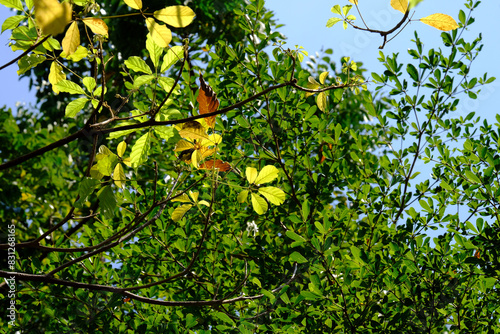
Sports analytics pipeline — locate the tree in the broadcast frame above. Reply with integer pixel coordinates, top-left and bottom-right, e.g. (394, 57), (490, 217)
(0, 0), (498, 332)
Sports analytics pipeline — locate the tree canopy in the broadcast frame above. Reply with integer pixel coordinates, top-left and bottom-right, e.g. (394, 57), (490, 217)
(1, 0), (499, 332)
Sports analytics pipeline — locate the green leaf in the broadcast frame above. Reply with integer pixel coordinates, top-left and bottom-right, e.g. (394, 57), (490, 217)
(17, 54), (46, 75)
(258, 186), (285, 205)
(286, 230), (306, 244)
(254, 165), (279, 185)
(237, 190), (249, 203)
(82, 77), (96, 93)
(146, 35), (163, 68)
(464, 170), (481, 184)
(185, 313), (198, 329)
(160, 45), (184, 72)
(97, 185), (117, 220)
(130, 132), (151, 168)
(133, 74), (155, 89)
(172, 204), (193, 222)
(326, 17), (342, 28)
(2, 15), (24, 33)
(76, 177), (100, 208)
(290, 251), (308, 264)
(251, 193), (268, 215)
(331, 5), (341, 15)
(55, 80), (86, 95)
(65, 97), (89, 117)
(0, 0), (23, 11)
(153, 125), (175, 141)
(124, 56), (153, 74)
(213, 311), (236, 326)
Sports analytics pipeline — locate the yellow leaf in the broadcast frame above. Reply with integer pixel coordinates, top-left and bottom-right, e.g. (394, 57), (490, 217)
(254, 165), (279, 185)
(123, 0), (142, 10)
(62, 21), (80, 56)
(178, 121), (208, 140)
(117, 141), (127, 157)
(390, 0), (408, 14)
(319, 71), (329, 85)
(188, 191), (199, 203)
(61, 45), (88, 61)
(122, 157), (132, 167)
(316, 91), (327, 112)
(146, 18), (172, 48)
(251, 193), (268, 215)
(258, 186), (285, 205)
(246, 167), (258, 184)
(82, 18), (108, 37)
(348, 0), (358, 4)
(306, 76), (320, 97)
(34, 0), (72, 36)
(171, 194), (191, 203)
(113, 163), (126, 188)
(48, 61), (65, 94)
(154, 5), (196, 28)
(420, 13), (459, 31)
(172, 204), (192, 222)
(173, 139), (194, 152)
(191, 149), (201, 168)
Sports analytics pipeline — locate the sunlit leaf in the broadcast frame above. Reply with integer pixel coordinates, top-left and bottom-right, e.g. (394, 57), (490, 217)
(34, 0), (71, 36)
(178, 121), (208, 141)
(130, 132), (151, 168)
(55, 80), (85, 95)
(2, 15), (24, 33)
(62, 21), (80, 55)
(124, 56), (152, 74)
(174, 139), (194, 152)
(146, 18), (171, 48)
(171, 194), (191, 203)
(420, 13), (459, 31)
(317, 92), (327, 112)
(246, 167), (258, 184)
(189, 191), (199, 203)
(17, 54), (46, 75)
(154, 5), (196, 28)
(65, 97), (88, 117)
(113, 163), (126, 188)
(251, 193), (268, 215)
(61, 45), (88, 61)
(117, 141), (127, 157)
(254, 165), (279, 185)
(48, 61), (65, 94)
(123, 0), (141, 10)
(82, 76), (96, 93)
(160, 45), (184, 72)
(319, 71), (329, 85)
(390, 0), (408, 14)
(258, 186), (286, 206)
(82, 18), (108, 37)
(0, 0), (23, 11)
(348, 0), (358, 4)
(146, 35), (163, 68)
(326, 17), (342, 28)
(197, 73), (219, 127)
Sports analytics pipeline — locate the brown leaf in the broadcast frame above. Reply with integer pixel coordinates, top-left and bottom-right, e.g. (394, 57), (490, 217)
(197, 72), (219, 128)
(199, 160), (231, 172)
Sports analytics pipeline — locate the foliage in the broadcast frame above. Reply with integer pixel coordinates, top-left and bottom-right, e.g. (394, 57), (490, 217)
(0, 0), (499, 332)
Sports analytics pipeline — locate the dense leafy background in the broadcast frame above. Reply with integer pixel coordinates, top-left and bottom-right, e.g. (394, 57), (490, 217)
(1, 0), (499, 332)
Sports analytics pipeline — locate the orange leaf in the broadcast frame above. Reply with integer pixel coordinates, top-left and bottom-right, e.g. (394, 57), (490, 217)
(199, 160), (231, 172)
(197, 72), (219, 128)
